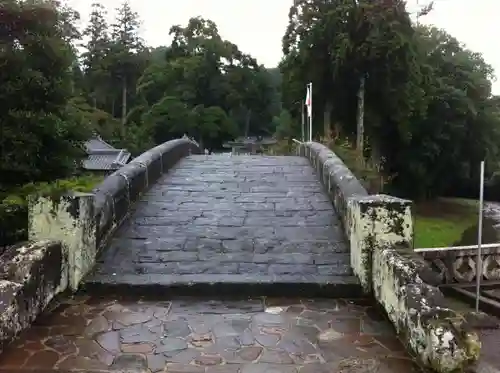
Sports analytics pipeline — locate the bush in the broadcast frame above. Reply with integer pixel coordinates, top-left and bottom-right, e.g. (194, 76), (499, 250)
(0, 174), (103, 250)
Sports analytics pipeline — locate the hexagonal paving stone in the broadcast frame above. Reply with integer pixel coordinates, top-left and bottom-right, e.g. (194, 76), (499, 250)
(0, 296), (424, 373)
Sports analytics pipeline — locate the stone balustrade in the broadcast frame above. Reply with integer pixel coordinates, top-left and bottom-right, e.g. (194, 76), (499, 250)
(297, 141), (480, 373)
(422, 246), (500, 284)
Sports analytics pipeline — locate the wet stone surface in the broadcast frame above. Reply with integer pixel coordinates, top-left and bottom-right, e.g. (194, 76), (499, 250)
(476, 328), (500, 372)
(87, 155), (356, 290)
(0, 296), (424, 372)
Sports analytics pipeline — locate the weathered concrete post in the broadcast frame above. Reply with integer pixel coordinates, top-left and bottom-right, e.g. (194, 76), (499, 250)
(348, 194), (413, 293)
(28, 193), (96, 291)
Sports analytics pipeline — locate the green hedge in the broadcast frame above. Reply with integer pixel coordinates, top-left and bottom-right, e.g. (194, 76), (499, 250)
(0, 175), (103, 250)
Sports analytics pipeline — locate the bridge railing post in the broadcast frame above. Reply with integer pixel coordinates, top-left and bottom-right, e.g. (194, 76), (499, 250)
(28, 193), (96, 291)
(347, 194), (413, 294)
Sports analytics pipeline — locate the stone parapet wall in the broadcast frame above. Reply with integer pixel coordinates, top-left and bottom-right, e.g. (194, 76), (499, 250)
(0, 241), (65, 354)
(298, 141), (480, 372)
(0, 138), (200, 354)
(92, 138), (201, 249)
(297, 142), (367, 237)
(29, 194), (95, 291)
(373, 246), (480, 371)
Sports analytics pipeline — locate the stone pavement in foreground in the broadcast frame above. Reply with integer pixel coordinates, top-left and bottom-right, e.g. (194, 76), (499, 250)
(477, 329), (500, 372)
(0, 296), (423, 372)
(86, 155), (358, 295)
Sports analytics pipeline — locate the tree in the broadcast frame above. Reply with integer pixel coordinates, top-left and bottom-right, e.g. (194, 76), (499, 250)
(108, 0), (146, 133)
(81, 2), (111, 109)
(390, 26), (500, 198)
(273, 110), (295, 140)
(282, 0), (423, 150)
(133, 17), (276, 150)
(281, 0), (500, 200)
(0, 0), (90, 188)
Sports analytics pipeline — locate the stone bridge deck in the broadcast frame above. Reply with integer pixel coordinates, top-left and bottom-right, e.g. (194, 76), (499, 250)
(86, 155), (359, 296)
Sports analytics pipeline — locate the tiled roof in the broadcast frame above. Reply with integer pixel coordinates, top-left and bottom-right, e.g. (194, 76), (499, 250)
(85, 137), (116, 151)
(83, 150), (131, 171)
(82, 137), (131, 171)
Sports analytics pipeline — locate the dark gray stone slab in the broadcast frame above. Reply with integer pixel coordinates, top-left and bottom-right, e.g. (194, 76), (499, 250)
(85, 155), (359, 297)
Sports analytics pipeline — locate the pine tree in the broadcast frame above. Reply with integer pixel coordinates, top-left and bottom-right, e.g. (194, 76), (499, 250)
(81, 3), (111, 109)
(109, 0), (144, 133)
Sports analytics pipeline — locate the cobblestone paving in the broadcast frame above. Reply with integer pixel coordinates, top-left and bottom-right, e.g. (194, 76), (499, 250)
(473, 288), (500, 372)
(88, 155), (357, 291)
(0, 296), (423, 372)
(476, 329), (500, 372)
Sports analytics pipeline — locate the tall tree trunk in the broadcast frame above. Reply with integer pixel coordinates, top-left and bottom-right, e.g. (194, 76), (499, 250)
(356, 75), (366, 166)
(323, 101), (332, 139)
(244, 109), (252, 137)
(301, 100), (305, 142)
(121, 78), (127, 137)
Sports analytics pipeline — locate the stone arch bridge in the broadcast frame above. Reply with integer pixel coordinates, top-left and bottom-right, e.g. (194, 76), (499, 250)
(0, 139), (481, 372)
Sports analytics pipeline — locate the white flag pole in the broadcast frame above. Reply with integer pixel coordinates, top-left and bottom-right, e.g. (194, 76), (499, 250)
(475, 160), (485, 311)
(309, 82), (313, 142)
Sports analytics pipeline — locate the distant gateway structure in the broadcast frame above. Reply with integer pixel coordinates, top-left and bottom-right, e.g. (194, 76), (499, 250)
(223, 136), (276, 155)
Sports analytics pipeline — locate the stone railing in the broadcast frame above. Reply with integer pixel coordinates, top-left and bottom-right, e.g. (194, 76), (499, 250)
(297, 142), (480, 373)
(422, 246), (500, 284)
(92, 138), (201, 250)
(0, 138), (200, 353)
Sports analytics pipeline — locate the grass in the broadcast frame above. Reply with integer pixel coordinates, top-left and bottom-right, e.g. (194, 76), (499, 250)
(414, 198), (479, 248)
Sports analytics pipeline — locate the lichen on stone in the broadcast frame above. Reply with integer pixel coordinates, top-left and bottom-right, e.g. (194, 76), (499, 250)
(373, 245), (480, 372)
(299, 142), (480, 373)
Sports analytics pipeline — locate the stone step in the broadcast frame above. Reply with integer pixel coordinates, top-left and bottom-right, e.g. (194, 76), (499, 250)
(82, 273), (362, 299)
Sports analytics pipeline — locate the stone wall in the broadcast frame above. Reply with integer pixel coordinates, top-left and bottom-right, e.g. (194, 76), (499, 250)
(297, 142), (480, 372)
(0, 138), (200, 353)
(0, 241), (65, 353)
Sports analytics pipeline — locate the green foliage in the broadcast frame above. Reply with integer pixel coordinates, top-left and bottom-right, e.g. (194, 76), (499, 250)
(0, 0), (91, 189)
(136, 16), (279, 150)
(0, 200), (27, 251)
(389, 26), (499, 199)
(273, 110), (295, 140)
(281, 0), (500, 200)
(414, 199), (478, 248)
(1, 0), (282, 247)
(12, 174), (103, 199)
(327, 138), (385, 194)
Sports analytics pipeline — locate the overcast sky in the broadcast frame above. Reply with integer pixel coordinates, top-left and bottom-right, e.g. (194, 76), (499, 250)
(66, 0), (500, 94)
